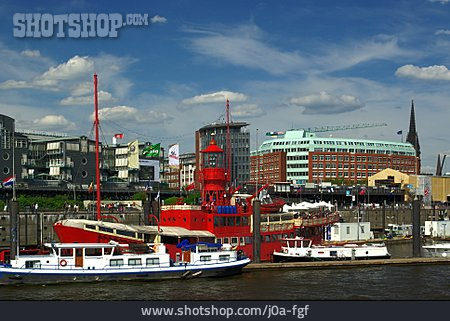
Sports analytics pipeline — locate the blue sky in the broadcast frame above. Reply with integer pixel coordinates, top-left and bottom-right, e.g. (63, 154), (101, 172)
(0, 0), (449, 173)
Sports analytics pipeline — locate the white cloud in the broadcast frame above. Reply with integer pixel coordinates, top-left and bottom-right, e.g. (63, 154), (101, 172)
(21, 49), (41, 57)
(182, 90), (247, 105)
(428, 0), (450, 4)
(289, 91), (365, 114)
(60, 90), (117, 106)
(93, 105), (173, 124)
(395, 64), (450, 80)
(33, 115), (76, 129)
(40, 55), (93, 81)
(435, 29), (450, 35)
(0, 55), (94, 91)
(231, 104), (265, 118)
(316, 35), (414, 72)
(186, 24), (307, 75)
(151, 15), (167, 24)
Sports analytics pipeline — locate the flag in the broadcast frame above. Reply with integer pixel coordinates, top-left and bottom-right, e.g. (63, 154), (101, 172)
(396, 130), (402, 135)
(2, 176), (14, 188)
(128, 140), (139, 169)
(186, 182), (195, 191)
(88, 181), (94, 193)
(168, 144), (179, 168)
(142, 143), (160, 157)
(114, 133), (124, 139)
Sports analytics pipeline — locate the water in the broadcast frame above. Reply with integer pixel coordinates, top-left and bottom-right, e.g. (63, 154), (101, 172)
(1, 241), (448, 301)
(0, 265), (448, 300)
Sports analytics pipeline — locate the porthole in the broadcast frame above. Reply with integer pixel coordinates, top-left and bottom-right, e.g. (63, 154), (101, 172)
(2, 152), (9, 160)
(81, 157), (88, 165)
(3, 167), (9, 175)
(81, 170), (88, 178)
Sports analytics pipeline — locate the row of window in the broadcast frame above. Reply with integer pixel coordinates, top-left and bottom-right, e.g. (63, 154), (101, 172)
(216, 233), (296, 246)
(311, 155), (415, 164)
(110, 257), (160, 266)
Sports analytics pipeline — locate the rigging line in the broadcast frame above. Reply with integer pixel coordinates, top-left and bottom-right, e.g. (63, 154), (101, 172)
(101, 119), (195, 141)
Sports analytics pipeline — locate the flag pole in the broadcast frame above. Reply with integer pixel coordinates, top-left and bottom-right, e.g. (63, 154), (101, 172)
(12, 121), (16, 201)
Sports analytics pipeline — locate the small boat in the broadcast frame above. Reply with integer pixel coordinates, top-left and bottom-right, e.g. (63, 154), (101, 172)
(273, 237), (391, 262)
(422, 243), (450, 258)
(0, 241), (250, 285)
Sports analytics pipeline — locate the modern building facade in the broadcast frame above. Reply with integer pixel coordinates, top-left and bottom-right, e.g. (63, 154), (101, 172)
(179, 152), (196, 189)
(249, 151), (287, 185)
(196, 121), (250, 188)
(253, 129), (417, 185)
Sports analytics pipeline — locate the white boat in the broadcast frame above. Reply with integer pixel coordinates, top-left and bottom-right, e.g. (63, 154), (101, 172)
(0, 241), (250, 285)
(273, 237), (391, 262)
(422, 243), (450, 258)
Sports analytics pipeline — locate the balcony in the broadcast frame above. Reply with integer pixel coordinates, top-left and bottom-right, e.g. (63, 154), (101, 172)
(46, 161), (74, 168)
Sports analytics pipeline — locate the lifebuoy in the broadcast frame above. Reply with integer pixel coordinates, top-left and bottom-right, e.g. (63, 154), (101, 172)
(60, 259), (67, 267)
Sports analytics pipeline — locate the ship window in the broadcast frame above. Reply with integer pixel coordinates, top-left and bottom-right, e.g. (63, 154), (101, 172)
(215, 238), (222, 244)
(85, 224), (96, 230)
(227, 217), (235, 226)
(219, 255), (230, 262)
(235, 217), (241, 226)
(104, 248), (112, 255)
(200, 255), (211, 262)
(128, 258), (142, 266)
(116, 230), (136, 238)
(60, 248), (73, 257)
(245, 237), (253, 244)
(99, 226), (113, 233)
(223, 237), (230, 244)
(110, 259), (124, 267)
(146, 258), (160, 266)
(242, 217), (249, 226)
(85, 248), (102, 256)
(231, 237), (238, 246)
(25, 260), (41, 268)
(239, 237), (245, 245)
(214, 217), (220, 227)
(330, 251), (338, 257)
(346, 227), (350, 234)
(265, 235), (271, 242)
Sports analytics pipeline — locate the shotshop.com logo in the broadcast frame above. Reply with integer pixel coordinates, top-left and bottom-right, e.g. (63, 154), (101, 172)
(13, 13), (149, 38)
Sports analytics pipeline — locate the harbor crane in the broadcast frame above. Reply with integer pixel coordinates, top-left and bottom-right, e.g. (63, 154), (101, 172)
(266, 122), (388, 136)
(436, 153), (449, 176)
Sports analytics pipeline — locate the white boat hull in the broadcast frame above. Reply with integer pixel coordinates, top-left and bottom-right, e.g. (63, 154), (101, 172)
(0, 259), (251, 285)
(422, 243), (450, 258)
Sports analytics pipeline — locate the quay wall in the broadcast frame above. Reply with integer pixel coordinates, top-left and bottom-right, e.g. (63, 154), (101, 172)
(0, 208), (443, 248)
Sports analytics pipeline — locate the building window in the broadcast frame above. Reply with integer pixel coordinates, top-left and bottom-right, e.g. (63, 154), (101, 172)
(200, 255), (211, 262)
(219, 255), (230, 262)
(146, 258), (160, 266)
(110, 259), (124, 267)
(128, 258), (142, 266)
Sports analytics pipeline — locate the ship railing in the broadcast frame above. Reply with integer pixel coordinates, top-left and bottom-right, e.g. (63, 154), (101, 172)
(295, 213), (340, 227)
(162, 205), (202, 211)
(261, 221), (294, 232)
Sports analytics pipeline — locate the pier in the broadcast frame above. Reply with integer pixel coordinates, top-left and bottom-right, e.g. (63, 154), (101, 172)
(245, 257), (450, 270)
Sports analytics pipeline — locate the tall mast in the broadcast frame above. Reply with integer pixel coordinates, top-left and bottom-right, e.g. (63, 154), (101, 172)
(226, 99), (231, 187)
(94, 74), (101, 221)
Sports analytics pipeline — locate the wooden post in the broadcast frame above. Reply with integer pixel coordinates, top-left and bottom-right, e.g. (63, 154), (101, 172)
(252, 199), (261, 263)
(412, 199), (421, 257)
(9, 200), (19, 260)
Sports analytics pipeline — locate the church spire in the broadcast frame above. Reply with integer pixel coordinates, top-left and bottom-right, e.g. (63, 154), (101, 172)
(406, 100), (421, 173)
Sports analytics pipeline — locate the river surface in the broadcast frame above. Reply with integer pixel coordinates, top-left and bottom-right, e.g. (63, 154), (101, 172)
(0, 241), (448, 301)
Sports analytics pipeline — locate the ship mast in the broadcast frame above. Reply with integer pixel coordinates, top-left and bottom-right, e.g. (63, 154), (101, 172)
(226, 99), (231, 187)
(94, 74), (101, 221)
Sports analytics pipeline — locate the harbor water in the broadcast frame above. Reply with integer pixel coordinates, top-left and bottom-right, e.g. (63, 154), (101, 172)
(0, 241), (448, 301)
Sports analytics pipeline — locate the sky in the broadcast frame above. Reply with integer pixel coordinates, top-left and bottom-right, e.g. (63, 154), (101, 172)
(0, 0), (449, 174)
